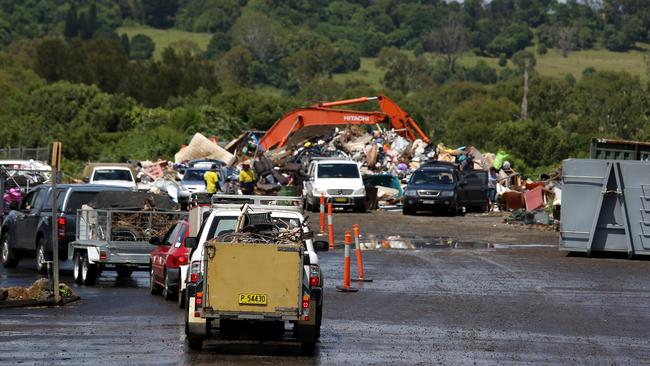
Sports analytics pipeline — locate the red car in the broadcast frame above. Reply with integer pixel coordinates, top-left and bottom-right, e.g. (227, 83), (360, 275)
(150, 220), (189, 304)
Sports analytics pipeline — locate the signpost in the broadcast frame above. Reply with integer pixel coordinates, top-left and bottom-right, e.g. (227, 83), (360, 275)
(51, 141), (62, 303)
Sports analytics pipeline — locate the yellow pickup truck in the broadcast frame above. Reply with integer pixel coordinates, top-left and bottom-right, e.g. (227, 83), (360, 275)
(184, 197), (323, 354)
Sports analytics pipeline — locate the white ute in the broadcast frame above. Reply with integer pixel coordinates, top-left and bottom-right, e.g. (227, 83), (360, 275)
(181, 195), (324, 353)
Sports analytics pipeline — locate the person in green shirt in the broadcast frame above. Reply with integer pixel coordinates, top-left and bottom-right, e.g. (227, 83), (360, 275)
(204, 164), (220, 194)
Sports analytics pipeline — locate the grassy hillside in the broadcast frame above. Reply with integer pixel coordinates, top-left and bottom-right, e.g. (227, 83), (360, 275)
(116, 26), (212, 59)
(116, 26), (649, 83)
(333, 45), (650, 88)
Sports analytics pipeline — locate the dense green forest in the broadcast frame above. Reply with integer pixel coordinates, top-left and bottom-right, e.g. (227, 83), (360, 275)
(1, 0), (650, 177)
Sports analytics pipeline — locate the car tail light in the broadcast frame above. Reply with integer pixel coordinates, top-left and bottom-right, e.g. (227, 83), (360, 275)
(57, 217), (66, 241)
(100, 251), (108, 260)
(302, 300), (310, 308)
(177, 256), (188, 265)
(309, 265), (320, 287)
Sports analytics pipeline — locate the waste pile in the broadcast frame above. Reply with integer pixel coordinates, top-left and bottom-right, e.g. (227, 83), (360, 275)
(0, 278), (75, 302)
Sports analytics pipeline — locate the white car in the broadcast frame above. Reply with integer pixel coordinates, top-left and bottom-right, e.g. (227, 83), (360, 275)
(303, 158), (366, 212)
(181, 195), (323, 346)
(83, 165), (137, 191)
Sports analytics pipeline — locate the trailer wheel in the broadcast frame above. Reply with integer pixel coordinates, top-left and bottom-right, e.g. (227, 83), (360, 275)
(73, 251), (83, 284)
(116, 268), (133, 277)
(81, 252), (97, 285)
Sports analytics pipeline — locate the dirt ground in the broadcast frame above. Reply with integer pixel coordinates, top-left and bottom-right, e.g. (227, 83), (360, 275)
(2, 212), (649, 365)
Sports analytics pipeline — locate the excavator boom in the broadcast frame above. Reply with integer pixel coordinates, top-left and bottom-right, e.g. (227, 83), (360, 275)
(259, 94), (429, 150)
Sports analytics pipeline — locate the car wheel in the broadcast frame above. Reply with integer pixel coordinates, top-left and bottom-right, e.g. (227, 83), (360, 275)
(73, 251), (83, 284)
(163, 270), (176, 301)
(36, 237), (49, 274)
(116, 268), (133, 277)
(150, 268), (162, 295)
(187, 337), (203, 351)
(1, 232), (19, 268)
(177, 278), (185, 309)
(402, 206), (415, 215)
(301, 341), (316, 355)
(81, 252), (97, 286)
(309, 197), (320, 213)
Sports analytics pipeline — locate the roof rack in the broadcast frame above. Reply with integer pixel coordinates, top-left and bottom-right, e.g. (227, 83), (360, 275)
(210, 194), (304, 213)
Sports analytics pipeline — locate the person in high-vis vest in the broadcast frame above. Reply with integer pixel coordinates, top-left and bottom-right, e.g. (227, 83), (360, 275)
(204, 164), (220, 195)
(239, 162), (256, 195)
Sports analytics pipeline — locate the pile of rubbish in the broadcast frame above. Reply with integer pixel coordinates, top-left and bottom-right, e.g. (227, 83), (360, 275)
(0, 278), (75, 302)
(76, 127), (561, 217)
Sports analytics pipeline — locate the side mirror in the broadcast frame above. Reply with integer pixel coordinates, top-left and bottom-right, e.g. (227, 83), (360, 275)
(82, 176), (90, 183)
(185, 237), (198, 249)
(313, 240), (329, 252)
(149, 237), (160, 246)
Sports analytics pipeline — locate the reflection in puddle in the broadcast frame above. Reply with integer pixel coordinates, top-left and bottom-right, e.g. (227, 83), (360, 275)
(359, 234), (556, 250)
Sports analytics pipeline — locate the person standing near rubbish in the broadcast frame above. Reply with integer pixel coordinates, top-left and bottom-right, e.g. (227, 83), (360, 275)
(239, 162), (256, 195)
(487, 167), (498, 211)
(204, 164), (220, 195)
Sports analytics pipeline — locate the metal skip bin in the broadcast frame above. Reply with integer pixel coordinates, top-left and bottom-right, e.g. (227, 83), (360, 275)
(560, 159), (650, 257)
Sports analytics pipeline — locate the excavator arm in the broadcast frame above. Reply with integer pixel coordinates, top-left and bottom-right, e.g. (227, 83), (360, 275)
(259, 94), (429, 150)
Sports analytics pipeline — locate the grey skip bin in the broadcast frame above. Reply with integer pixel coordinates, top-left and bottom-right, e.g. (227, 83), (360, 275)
(560, 159), (650, 257)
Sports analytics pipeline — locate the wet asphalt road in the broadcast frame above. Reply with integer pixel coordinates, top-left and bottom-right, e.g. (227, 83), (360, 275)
(2, 212), (650, 365)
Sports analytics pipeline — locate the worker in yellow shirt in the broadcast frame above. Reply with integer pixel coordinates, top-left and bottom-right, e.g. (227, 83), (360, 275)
(204, 164), (220, 195)
(239, 162), (256, 195)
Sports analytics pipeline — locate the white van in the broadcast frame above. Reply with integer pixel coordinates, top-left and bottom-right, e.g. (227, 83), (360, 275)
(303, 158), (366, 212)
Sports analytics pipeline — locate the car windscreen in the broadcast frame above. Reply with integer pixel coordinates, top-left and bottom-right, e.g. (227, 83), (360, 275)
(93, 169), (132, 181)
(317, 164), (359, 179)
(183, 170), (207, 182)
(411, 170), (455, 185)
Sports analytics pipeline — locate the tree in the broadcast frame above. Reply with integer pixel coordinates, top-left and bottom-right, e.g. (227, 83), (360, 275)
(120, 34), (130, 55)
(512, 50), (536, 120)
(204, 32), (231, 60)
(63, 4), (79, 39)
(141, 0), (178, 28)
(130, 34), (155, 60)
(556, 27), (576, 58)
(426, 16), (466, 74)
(376, 47), (433, 94)
(231, 10), (282, 63)
(219, 46), (253, 87)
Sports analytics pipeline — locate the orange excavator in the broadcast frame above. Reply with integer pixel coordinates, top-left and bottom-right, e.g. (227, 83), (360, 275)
(258, 94), (430, 151)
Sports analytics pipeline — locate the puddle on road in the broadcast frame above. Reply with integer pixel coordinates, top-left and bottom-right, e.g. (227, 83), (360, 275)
(358, 235), (555, 250)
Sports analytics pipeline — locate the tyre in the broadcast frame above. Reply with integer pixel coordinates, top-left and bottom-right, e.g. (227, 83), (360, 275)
(315, 303), (322, 340)
(310, 197), (320, 213)
(150, 268), (162, 295)
(1, 232), (19, 268)
(187, 337), (203, 351)
(402, 205), (415, 215)
(178, 288), (186, 309)
(163, 270), (176, 301)
(353, 199), (365, 213)
(36, 237), (49, 274)
(73, 251), (83, 284)
(301, 341), (316, 355)
(81, 252), (97, 286)
(116, 268), (133, 277)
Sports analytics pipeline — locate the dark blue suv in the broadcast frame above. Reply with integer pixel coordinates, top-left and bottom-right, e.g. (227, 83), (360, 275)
(1, 184), (130, 273)
(403, 162), (488, 215)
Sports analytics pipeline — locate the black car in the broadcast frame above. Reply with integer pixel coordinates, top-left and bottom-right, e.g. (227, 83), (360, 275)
(0, 184), (131, 273)
(402, 162), (488, 215)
